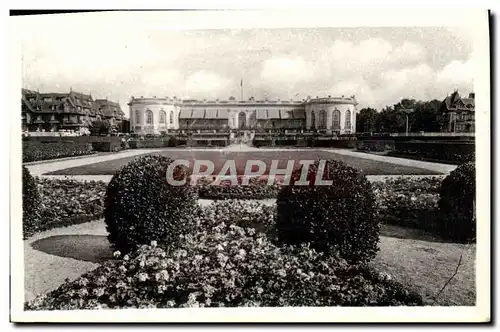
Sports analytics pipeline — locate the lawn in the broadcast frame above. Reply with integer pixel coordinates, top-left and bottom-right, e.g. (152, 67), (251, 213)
(45, 150), (442, 176)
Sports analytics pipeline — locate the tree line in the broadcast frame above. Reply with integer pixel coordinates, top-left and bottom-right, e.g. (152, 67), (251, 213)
(356, 98), (447, 133)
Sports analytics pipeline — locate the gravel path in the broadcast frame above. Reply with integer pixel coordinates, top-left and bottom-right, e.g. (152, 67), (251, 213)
(24, 220), (108, 302)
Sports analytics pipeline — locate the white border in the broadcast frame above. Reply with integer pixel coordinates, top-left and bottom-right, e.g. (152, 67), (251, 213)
(9, 8), (491, 323)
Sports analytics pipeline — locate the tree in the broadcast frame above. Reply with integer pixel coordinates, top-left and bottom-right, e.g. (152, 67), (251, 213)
(376, 106), (406, 133)
(90, 119), (111, 136)
(356, 108), (378, 133)
(411, 100), (442, 132)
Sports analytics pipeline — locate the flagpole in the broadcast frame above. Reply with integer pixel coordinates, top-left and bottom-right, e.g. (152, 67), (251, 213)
(240, 79), (243, 101)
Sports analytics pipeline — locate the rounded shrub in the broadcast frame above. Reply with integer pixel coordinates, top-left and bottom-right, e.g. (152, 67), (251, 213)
(438, 161), (476, 242)
(104, 154), (198, 254)
(168, 136), (178, 147)
(275, 159), (379, 264)
(22, 166), (41, 238)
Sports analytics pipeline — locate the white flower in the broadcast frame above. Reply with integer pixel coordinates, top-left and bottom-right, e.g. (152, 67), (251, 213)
(113, 250), (121, 258)
(151, 240), (158, 247)
(138, 273), (149, 282)
(123, 255), (130, 261)
(257, 287), (263, 295)
(155, 270), (170, 281)
(139, 260), (145, 268)
(77, 278), (89, 286)
(78, 288), (89, 297)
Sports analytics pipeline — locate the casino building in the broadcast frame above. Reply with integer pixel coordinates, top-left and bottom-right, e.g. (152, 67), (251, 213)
(128, 95), (359, 134)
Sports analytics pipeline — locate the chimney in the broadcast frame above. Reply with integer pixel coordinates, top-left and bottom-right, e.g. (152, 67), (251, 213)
(469, 92), (475, 99)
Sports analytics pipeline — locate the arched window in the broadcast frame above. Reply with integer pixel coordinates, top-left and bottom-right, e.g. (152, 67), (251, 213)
(311, 111), (316, 129)
(170, 111), (174, 124)
(135, 110), (140, 124)
(319, 110), (327, 129)
(160, 110), (166, 124)
(146, 110), (153, 125)
(345, 110), (351, 130)
(332, 109), (341, 130)
(238, 112), (246, 129)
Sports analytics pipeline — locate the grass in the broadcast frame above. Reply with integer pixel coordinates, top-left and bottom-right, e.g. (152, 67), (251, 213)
(45, 150), (442, 176)
(376, 224), (476, 306)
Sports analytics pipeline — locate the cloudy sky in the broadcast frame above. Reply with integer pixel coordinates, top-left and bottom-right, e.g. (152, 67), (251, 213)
(18, 12), (475, 116)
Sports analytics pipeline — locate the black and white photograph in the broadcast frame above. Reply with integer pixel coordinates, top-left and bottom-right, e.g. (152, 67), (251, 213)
(9, 8), (491, 323)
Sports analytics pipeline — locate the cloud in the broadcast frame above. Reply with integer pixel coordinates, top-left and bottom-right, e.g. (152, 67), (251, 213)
(260, 56), (312, 86)
(319, 39), (426, 78)
(436, 59), (474, 88)
(184, 71), (233, 99)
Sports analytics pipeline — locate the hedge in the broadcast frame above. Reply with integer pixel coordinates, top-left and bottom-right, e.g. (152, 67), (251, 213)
(104, 155), (198, 254)
(390, 141), (475, 163)
(276, 160), (379, 264)
(22, 167), (41, 238)
(438, 162), (476, 242)
(23, 141), (95, 163)
(357, 140), (395, 152)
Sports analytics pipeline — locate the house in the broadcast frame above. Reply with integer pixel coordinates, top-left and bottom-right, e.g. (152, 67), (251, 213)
(440, 90), (475, 133)
(22, 89), (124, 133)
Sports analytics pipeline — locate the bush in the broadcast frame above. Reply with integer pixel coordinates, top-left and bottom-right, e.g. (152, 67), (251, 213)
(357, 140), (395, 152)
(91, 141), (122, 152)
(25, 206), (423, 310)
(168, 136), (178, 147)
(276, 160), (379, 264)
(438, 162), (476, 242)
(23, 141), (94, 163)
(390, 141), (475, 163)
(22, 166), (41, 238)
(104, 154), (198, 254)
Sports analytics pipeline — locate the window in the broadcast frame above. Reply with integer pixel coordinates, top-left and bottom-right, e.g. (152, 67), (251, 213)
(332, 110), (341, 129)
(170, 111), (174, 124)
(160, 110), (166, 124)
(318, 110), (327, 129)
(146, 110), (153, 125)
(345, 110), (351, 130)
(135, 110), (141, 124)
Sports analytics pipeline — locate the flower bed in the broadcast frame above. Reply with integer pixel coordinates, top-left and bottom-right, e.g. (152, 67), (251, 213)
(372, 177), (442, 235)
(196, 176), (280, 199)
(23, 141), (95, 163)
(24, 178), (107, 238)
(25, 200), (423, 309)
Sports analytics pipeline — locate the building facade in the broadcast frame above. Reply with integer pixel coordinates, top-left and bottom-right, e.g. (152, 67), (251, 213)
(21, 89), (125, 133)
(128, 95), (358, 134)
(440, 90), (475, 133)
